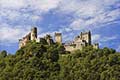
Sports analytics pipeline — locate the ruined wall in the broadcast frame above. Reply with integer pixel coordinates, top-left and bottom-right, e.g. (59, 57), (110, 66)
(19, 27), (99, 52)
(64, 45), (76, 52)
(64, 44), (83, 52)
(64, 31), (92, 52)
(19, 32), (31, 48)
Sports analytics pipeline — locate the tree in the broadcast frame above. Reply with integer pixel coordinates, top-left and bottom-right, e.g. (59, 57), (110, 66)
(0, 50), (7, 58)
(0, 42), (120, 80)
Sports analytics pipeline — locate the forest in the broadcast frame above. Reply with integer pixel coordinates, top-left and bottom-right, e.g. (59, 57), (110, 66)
(0, 41), (120, 80)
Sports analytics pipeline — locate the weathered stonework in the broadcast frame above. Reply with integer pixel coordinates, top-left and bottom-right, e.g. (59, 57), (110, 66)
(64, 31), (92, 52)
(31, 27), (37, 41)
(19, 27), (99, 52)
(55, 33), (62, 44)
(19, 27), (37, 48)
(19, 33), (31, 48)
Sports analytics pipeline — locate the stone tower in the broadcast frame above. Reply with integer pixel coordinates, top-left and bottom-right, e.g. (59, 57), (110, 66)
(55, 33), (62, 44)
(93, 43), (99, 49)
(31, 27), (37, 41)
(19, 39), (23, 49)
(80, 31), (91, 45)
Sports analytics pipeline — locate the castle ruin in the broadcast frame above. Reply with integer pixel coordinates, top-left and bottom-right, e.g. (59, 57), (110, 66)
(19, 27), (37, 48)
(19, 27), (99, 52)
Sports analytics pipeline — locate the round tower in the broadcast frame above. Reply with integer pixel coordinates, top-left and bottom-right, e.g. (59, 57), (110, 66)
(31, 27), (37, 41)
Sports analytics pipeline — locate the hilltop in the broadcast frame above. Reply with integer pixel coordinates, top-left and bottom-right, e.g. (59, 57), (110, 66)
(0, 41), (120, 80)
(19, 27), (99, 52)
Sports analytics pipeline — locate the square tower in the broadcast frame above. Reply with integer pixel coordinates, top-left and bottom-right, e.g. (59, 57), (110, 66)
(80, 31), (91, 45)
(31, 27), (37, 41)
(55, 33), (62, 44)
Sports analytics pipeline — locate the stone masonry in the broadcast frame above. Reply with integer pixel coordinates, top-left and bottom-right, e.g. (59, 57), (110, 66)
(19, 27), (99, 52)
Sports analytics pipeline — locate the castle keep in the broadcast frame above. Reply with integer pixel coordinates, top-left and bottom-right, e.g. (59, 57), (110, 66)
(19, 27), (99, 51)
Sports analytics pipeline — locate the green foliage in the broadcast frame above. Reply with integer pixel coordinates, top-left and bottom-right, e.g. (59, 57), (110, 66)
(0, 42), (120, 80)
(0, 50), (7, 59)
(58, 47), (120, 80)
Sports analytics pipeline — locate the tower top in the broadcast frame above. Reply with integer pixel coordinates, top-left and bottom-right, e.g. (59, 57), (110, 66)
(55, 33), (61, 36)
(80, 31), (91, 35)
(31, 27), (37, 30)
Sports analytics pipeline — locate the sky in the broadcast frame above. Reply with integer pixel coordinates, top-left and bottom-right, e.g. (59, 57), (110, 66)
(0, 0), (120, 54)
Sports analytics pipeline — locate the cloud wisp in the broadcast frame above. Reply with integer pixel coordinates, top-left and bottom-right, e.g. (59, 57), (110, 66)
(0, 0), (62, 45)
(57, 0), (120, 31)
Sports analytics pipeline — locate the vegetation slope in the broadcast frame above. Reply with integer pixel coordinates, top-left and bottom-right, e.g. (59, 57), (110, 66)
(0, 41), (120, 80)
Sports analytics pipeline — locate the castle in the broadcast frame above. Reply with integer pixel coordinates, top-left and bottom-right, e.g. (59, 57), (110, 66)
(19, 27), (99, 52)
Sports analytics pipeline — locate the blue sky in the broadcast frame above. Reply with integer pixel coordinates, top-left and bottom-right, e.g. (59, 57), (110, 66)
(0, 0), (120, 54)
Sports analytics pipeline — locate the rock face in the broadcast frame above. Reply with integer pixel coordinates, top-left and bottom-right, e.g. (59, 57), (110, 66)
(19, 27), (99, 51)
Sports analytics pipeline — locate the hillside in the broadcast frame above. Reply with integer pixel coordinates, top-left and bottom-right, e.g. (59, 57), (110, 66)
(0, 41), (120, 80)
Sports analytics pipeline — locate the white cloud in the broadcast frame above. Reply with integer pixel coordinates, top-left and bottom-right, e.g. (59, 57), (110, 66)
(92, 34), (101, 43)
(26, 0), (61, 12)
(0, 0), (25, 9)
(57, 0), (120, 31)
(0, 9), (21, 21)
(62, 32), (74, 42)
(0, 0), (62, 45)
(92, 34), (117, 43)
(0, 0), (119, 47)
(117, 45), (120, 52)
(91, 34), (118, 49)
(100, 36), (117, 42)
(0, 0), (62, 24)
(0, 23), (42, 45)
(0, 0), (61, 11)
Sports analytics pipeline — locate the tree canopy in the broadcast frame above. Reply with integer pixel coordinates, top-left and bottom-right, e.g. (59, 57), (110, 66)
(0, 42), (120, 80)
